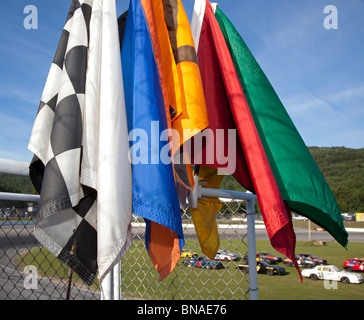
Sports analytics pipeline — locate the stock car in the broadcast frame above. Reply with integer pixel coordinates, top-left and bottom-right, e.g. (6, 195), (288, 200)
(241, 254), (274, 265)
(182, 256), (199, 267)
(343, 258), (364, 272)
(182, 256), (224, 269)
(283, 255), (318, 268)
(257, 252), (282, 263)
(237, 260), (286, 276)
(297, 254), (327, 265)
(302, 265), (364, 284)
(181, 249), (198, 259)
(215, 249), (239, 261)
(194, 257), (224, 269)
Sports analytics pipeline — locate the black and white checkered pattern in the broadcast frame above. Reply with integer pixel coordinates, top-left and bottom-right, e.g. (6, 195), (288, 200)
(29, 0), (97, 286)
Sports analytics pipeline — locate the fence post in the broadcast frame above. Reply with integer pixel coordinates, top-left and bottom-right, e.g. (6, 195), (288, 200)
(246, 198), (258, 300)
(101, 262), (121, 300)
(199, 185), (258, 300)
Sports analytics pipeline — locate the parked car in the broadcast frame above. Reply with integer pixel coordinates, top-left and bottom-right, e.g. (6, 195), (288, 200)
(237, 260), (286, 276)
(283, 256), (294, 266)
(182, 256), (224, 269)
(255, 254), (277, 264)
(215, 249), (239, 261)
(297, 254), (327, 265)
(257, 252), (282, 263)
(242, 254), (276, 265)
(302, 265), (363, 284)
(194, 257), (224, 269)
(283, 255), (318, 268)
(343, 258), (364, 272)
(181, 249), (198, 259)
(182, 256), (199, 267)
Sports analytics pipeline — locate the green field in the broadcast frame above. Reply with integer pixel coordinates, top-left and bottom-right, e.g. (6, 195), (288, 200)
(120, 239), (364, 300)
(254, 240), (364, 300)
(18, 238), (364, 300)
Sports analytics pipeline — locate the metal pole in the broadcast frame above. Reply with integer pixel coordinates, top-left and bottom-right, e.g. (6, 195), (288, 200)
(0, 158), (30, 176)
(246, 198), (258, 300)
(101, 267), (114, 300)
(200, 187), (257, 202)
(101, 262), (121, 300)
(113, 262), (121, 300)
(200, 186), (258, 300)
(308, 219), (311, 242)
(0, 192), (40, 202)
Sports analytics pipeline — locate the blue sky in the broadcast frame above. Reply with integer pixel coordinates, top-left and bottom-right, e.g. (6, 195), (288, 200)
(0, 0), (363, 162)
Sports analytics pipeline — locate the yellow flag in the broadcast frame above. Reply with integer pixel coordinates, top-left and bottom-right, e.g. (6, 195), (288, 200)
(190, 166), (224, 259)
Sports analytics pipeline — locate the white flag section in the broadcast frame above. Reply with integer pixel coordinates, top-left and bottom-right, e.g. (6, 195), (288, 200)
(94, 0), (132, 288)
(190, 0), (206, 51)
(28, 0), (132, 298)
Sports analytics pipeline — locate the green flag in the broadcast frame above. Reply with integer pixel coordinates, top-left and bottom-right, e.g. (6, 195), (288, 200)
(215, 7), (348, 248)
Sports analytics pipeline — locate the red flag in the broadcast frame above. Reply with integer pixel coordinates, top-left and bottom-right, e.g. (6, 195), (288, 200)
(192, 0), (301, 279)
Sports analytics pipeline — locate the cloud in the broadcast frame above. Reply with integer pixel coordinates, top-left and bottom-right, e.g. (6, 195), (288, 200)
(0, 110), (34, 161)
(284, 85), (364, 148)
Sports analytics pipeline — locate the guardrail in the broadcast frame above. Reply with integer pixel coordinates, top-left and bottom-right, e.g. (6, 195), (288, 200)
(0, 158), (40, 202)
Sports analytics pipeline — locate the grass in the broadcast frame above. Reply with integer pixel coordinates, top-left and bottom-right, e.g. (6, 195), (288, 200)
(17, 238), (364, 300)
(255, 240), (364, 300)
(120, 238), (251, 300)
(16, 248), (100, 290)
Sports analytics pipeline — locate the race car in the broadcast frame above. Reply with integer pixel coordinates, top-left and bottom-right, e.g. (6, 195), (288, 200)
(255, 253), (278, 264)
(182, 256), (199, 267)
(241, 254), (275, 265)
(181, 249), (198, 259)
(182, 256), (224, 269)
(194, 256), (224, 269)
(257, 252), (282, 263)
(297, 254), (327, 265)
(302, 265), (364, 284)
(343, 258), (364, 272)
(237, 260), (286, 276)
(283, 255), (318, 268)
(215, 249), (239, 261)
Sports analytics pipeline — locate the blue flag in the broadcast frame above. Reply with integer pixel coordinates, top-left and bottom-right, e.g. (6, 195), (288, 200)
(121, 0), (184, 281)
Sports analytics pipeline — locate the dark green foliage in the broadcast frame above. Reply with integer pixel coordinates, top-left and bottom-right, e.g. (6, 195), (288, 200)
(309, 147), (364, 213)
(1, 147), (363, 212)
(220, 147), (364, 213)
(0, 173), (37, 208)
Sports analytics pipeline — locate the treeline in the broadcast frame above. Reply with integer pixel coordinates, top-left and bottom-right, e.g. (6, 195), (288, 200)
(220, 146), (364, 213)
(0, 173), (36, 208)
(1, 147), (363, 212)
(309, 147), (364, 213)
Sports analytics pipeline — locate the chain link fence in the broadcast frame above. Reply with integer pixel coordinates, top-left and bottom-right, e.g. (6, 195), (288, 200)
(1, 198), (252, 300)
(0, 215), (101, 300)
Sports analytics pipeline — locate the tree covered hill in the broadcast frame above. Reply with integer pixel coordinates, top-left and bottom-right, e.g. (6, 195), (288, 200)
(0, 172), (37, 208)
(309, 147), (364, 213)
(1, 147), (363, 212)
(220, 146), (364, 213)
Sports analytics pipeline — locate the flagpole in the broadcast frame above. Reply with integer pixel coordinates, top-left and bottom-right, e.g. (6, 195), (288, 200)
(101, 262), (121, 300)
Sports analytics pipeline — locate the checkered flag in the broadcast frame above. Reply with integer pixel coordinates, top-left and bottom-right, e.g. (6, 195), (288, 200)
(29, 0), (132, 287)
